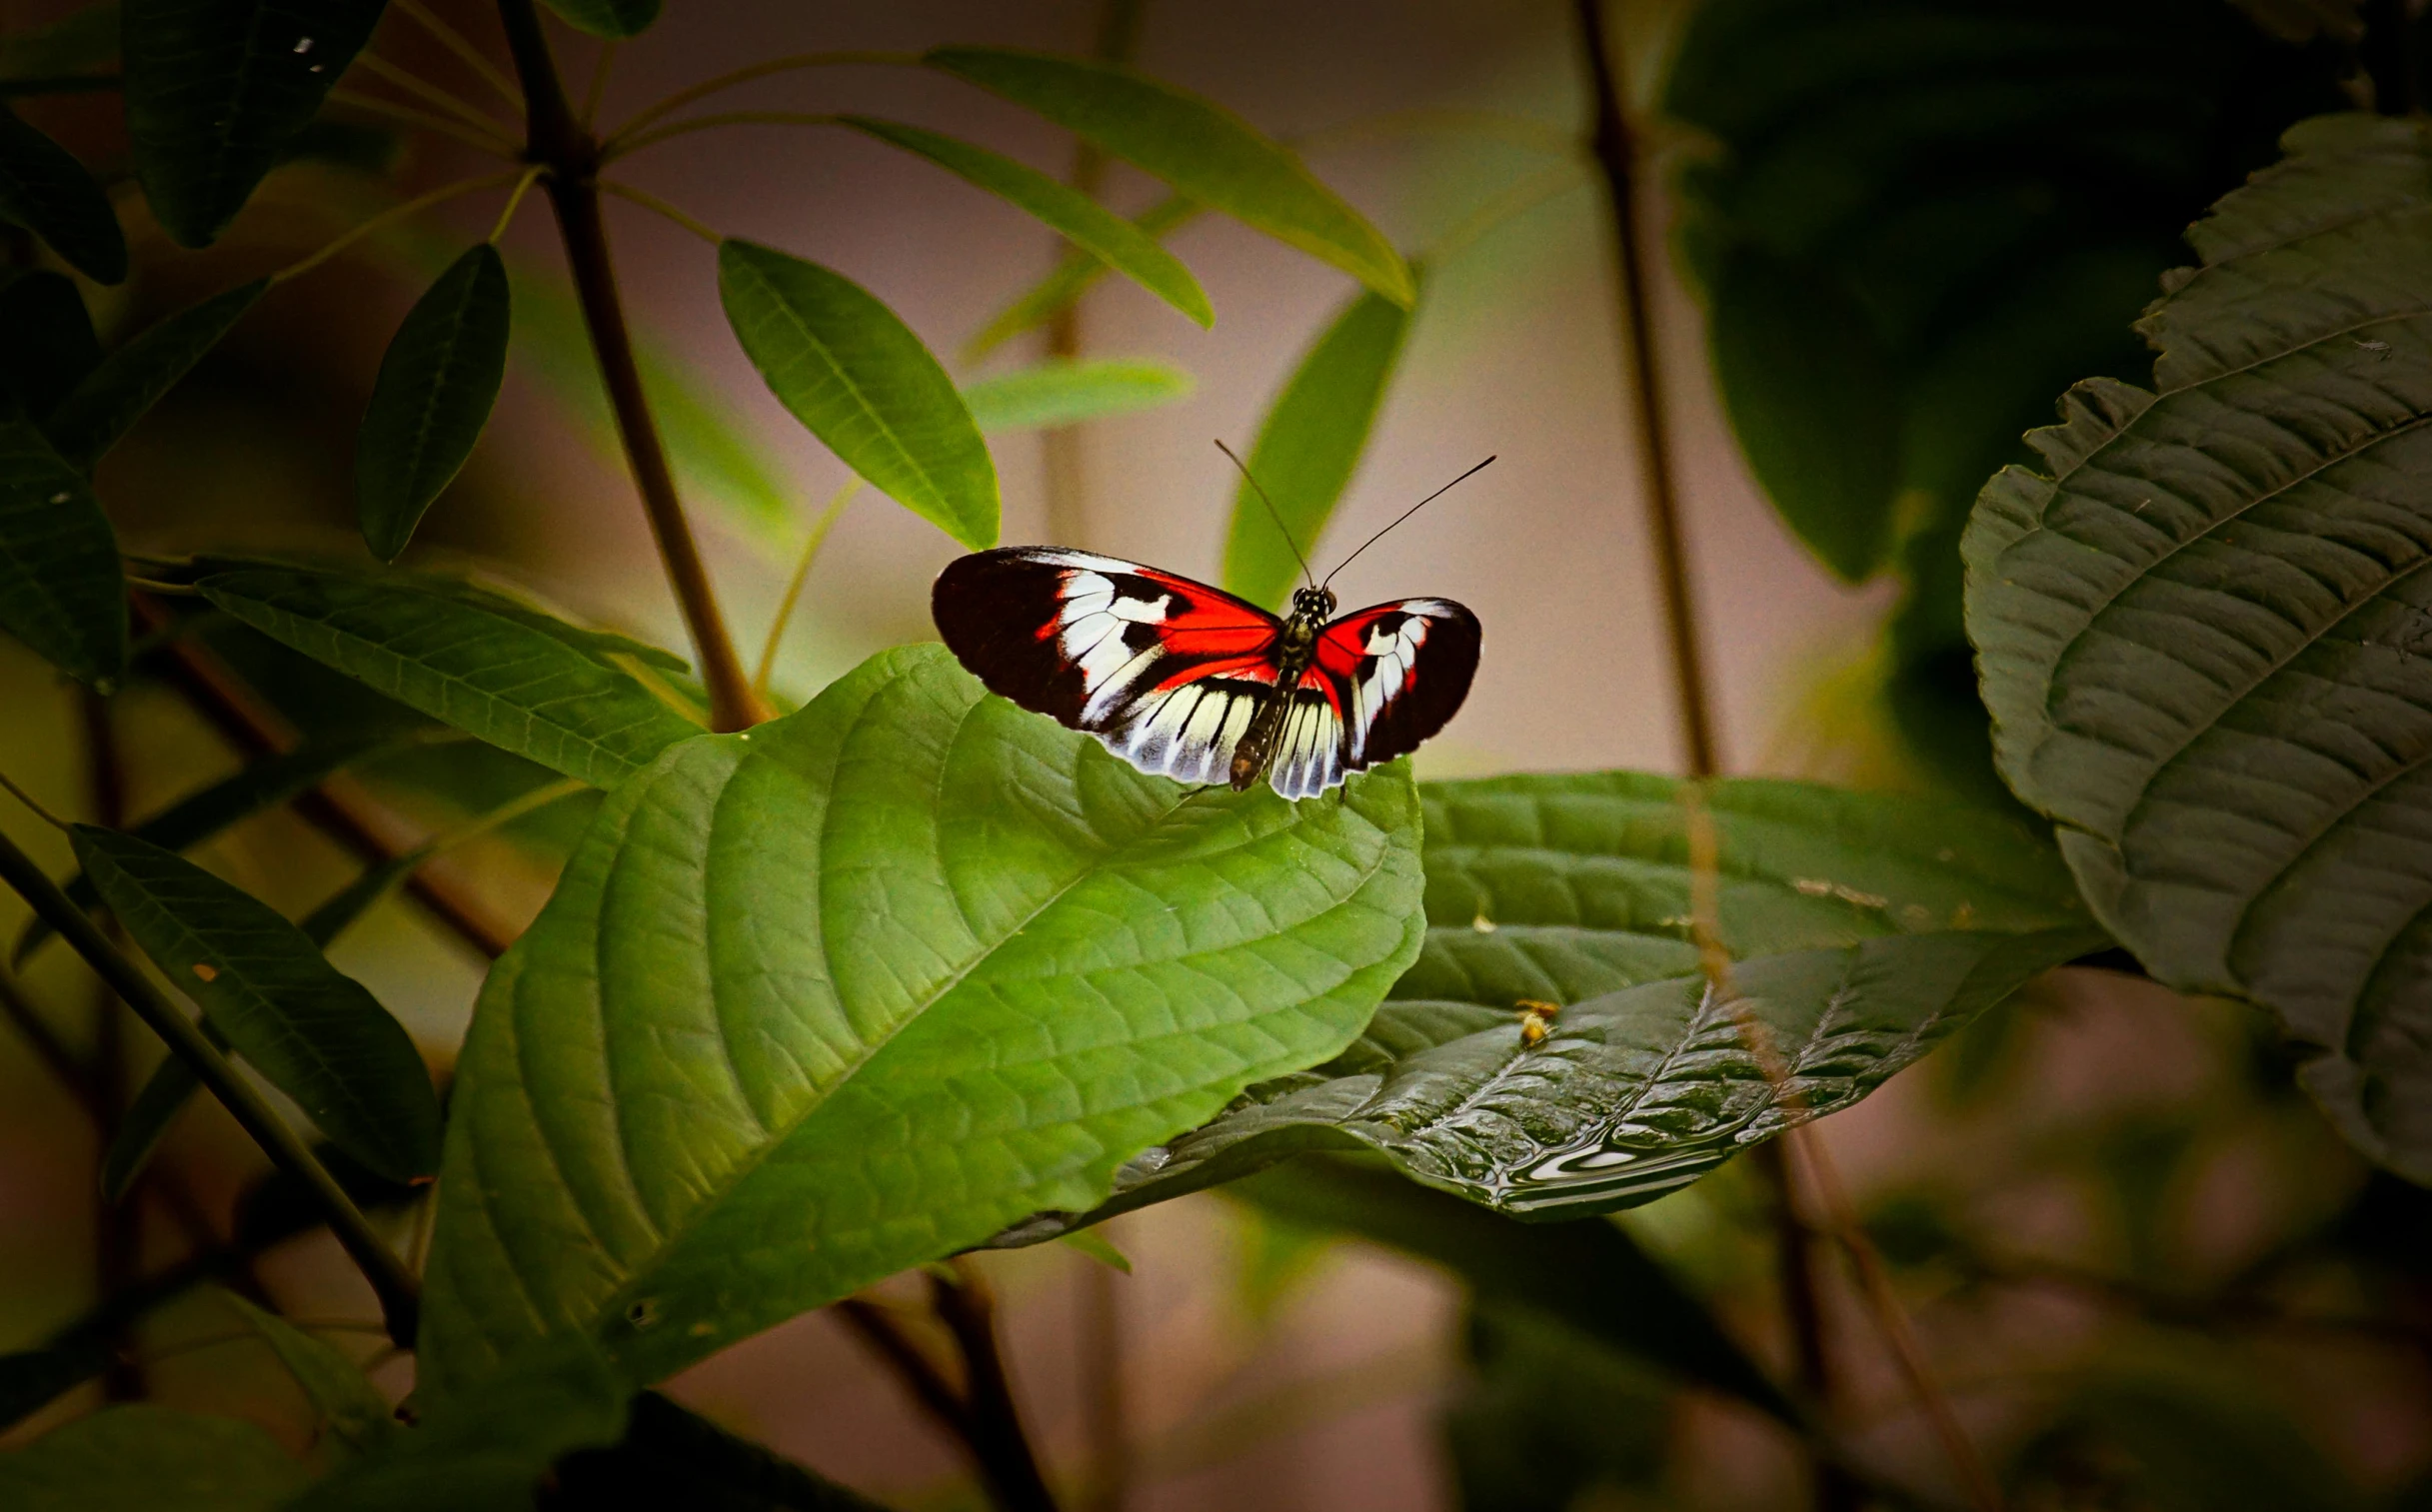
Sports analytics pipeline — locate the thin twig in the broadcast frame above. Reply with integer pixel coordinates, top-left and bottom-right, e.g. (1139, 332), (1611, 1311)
(272, 169), (527, 284)
(594, 179), (721, 245)
(326, 86), (521, 155)
(0, 766), (70, 829)
(753, 480), (863, 697)
(603, 50), (915, 151)
(80, 691), (141, 1400)
(579, 40), (619, 126)
(354, 49), (522, 136)
(600, 108), (843, 162)
(392, 0), (526, 110)
(488, 164), (548, 242)
(836, 1296), (976, 1440)
(935, 1260), (1061, 1512)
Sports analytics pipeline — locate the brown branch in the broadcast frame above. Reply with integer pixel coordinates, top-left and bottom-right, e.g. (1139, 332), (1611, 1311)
(495, 0), (769, 733)
(934, 1261), (1061, 1512)
(836, 1296), (976, 1440)
(79, 690), (142, 1400)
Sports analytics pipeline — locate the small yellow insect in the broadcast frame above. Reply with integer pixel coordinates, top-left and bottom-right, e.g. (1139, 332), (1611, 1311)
(1514, 998), (1560, 1047)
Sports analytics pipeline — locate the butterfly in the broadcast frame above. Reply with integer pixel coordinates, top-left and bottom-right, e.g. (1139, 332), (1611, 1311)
(932, 454), (1488, 800)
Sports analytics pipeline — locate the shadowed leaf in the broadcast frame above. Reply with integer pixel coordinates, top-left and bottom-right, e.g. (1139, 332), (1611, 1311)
(0, 1404), (309, 1510)
(0, 101), (123, 282)
(356, 244), (512, 563)
(43, 280), (268, 471)
(964, 193), (1202, 363)
(0, 271), (100, 418)
(223, 1295), (394, 1457)
(0, 415), (122, 685)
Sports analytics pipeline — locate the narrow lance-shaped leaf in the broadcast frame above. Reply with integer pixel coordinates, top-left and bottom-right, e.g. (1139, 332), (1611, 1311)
(0, 271), (101, 419)
(419, 644), (1426, 1395)
(43, 279), (269, 472)
(539, 0), (657, 40)
(1964, 113), (2432, 1183)
(1221, 281), (1416, 611)
(719, 238), (999, 550)
(965, 192), (1204, 363)
(195, 566), (704, 787)
(122, 0), (387, 247)
(0, 1405), (309, 1511)
(962, 357), (1195, 433)
(995, 770), (2101, 1232)
(0, 415), (123, 686)
(0, 101), (123, 283)
(840, 115), (1212, 330)
(102, 1043), (202, 1201)
(73, 825), (443, 1183)
(357, 244), (511, 563)
(926, 47), (1413, 307)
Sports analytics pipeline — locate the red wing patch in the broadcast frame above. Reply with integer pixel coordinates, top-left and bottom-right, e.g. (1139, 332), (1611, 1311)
(1308, 599), (1482, 772)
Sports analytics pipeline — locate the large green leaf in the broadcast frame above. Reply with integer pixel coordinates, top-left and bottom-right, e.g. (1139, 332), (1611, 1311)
(1219, 283), (1414, 612)
(0, 1405), (309, 1511)
(43, 279), (268, 471)
(1965, 113), (2432, 1180)
(420, 644), (1425, 1393)
(195, 566), (703, 787)
(719, 239), (998, 550)
(0, 100), (124, 283)
(925, 48), (1412, 308)
(0, 271), (101, 418)
(0, 414), (122, 686)
(839, 115), (1211, 330)
(999, 771), (2099, 1226)
(539, 0), (657, 39)
(962, 356), (1195, 433)
(356, 244), (512, 563)
(74, 825), (444, 1182)
(964, 193), (1203, 363)
(553, 1392), (895, 1511)
(121, 0), (387, 247)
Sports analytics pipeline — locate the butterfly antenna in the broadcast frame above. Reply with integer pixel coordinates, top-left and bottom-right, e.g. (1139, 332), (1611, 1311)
(1215, 439), (1316, 592)
(1321, 456), (1494, 591)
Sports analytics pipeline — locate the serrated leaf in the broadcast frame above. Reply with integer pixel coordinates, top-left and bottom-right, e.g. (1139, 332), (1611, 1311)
(0, 1404), (309, 1511)
(356, 244), (511, 563)
(998, 771), (2098, 1227)
(0, 1340), (112, 1434)
(0, 5), (120, 80)
(840, 115), (1211, 330)
(1964, 113), (2432, 1182)
(122, 0), (386, 247)
(965, 193), (1202, 363)
(0, 414), (123, 685)
(927, 47), (1412, 308)
(539, 0), (658, 40)
(962, 356), (1195, 433)
(43, 279), (268, 471)
(222, 1295), (393, 1456)
(0, 102), (122, 283)
(195, 566), (703, 787)
(419, 643), (1426, 1394)
(553, 1392), (896, 1511)
(73, 825), (443, 1182)
(0, 271), (101, 418)
(719, 239), (998, 550)
(1220, 282), (1413, 613)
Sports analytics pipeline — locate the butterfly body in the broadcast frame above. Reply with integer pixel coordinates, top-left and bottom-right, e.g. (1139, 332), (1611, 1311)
(933, 548), (1478, 800)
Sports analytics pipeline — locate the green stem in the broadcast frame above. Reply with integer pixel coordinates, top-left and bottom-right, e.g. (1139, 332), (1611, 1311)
(0, 824), (421, 1347)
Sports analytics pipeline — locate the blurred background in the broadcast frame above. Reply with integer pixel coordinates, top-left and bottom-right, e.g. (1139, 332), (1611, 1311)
(4, 0), (2429, 1507)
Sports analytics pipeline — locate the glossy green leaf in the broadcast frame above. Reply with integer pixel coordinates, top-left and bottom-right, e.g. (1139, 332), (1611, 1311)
(1227, 1155), (1791, 1419)
(0, 414), (123, 686)
(539, 0), (658, 39)
(0, 271), (100, 418)
(286, 1340), (628, 1512)
(122, 0), (386, 247)
(0, 5), (119, 80)
(72, 824), (443, 1182)
(419, 643), (1425, 1394)
(43, 279), (268, 471)
(0, 102), (121, 282)
(840, 115), (1211, 329)
(927, 47), (1412, 307)
(719, 239), (998, 550)
(1220, 283), (1414, 612)
(102, 1047), (200, 1201)
(195, 566), (703, 787)
(1965, 113), (2432, 1181)
(0, 1404), (309, 1511)
(0, 1340), (111, 1434)
(964, 192), (1203, 363)
(222, 1295), (393, 1456)
(962, 356), (1195, 433)
(356, 244), (511, 563)
(1000, 771), (2099, 1227)
(553, 1392), (895, 1512)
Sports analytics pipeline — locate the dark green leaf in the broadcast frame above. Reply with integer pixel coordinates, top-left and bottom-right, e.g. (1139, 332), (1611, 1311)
(962, 356), (1194, 433)
(287, 1340), (628, 1512)
(356, 244), (510, 562)
(274, 117), (402, 174)
(927, 47), (1412, 307)
(419, 644), (1425, 1394)
(0, 414), (123, 685)
(1228, 1155), (1792, 1420)
(1965, 113), (2432, 1182)
(43, 279), (268, 471)
(222, 1294), (394, 1456)
(195, 566), (703, 787)
(719, 238), (998, 550)
(0, 5), (120, 80)
(964, 193), (1202, 362)
(1219, 283), (1414, 612)
(0, 99), (125, 282)
(0, 1340), (112, 1434)
(122, 0), (387, 247)
(0, 1404), (309, 1510)
(551, 1392), (896, 1512)
(232, 1137), (417, 1251)
(0, 270), (100, 418)
(538, 0), (658, 40)
(101, 1049), (200, 1201)
(998, 771), (2099, 1229)
(72, 824), (443, 1182)
(839, 115), (1211, 329)
(1442, 1304), (1671, 1512)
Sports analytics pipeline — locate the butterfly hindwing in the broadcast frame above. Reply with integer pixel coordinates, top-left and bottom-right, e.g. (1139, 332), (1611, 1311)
(1308, 599), (1482, 773)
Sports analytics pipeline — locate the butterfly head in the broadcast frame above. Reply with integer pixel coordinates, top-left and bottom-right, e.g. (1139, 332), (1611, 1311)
(1291, 586), (1336, 623)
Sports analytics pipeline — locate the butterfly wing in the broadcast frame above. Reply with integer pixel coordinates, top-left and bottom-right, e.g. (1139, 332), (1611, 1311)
(933, 547), (1287, 785)
(1281, 598), (1481, 796)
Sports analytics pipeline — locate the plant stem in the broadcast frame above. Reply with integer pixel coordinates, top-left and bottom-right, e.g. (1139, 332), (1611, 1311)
(79, 691), (141, 1400)
(1575, 0), (1717, 778)
(935, 1260), (1061, 1512)
(2365, 0), (2416, 115)
(0, 825), (421, 1347)
(495, 0), (769, 732)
